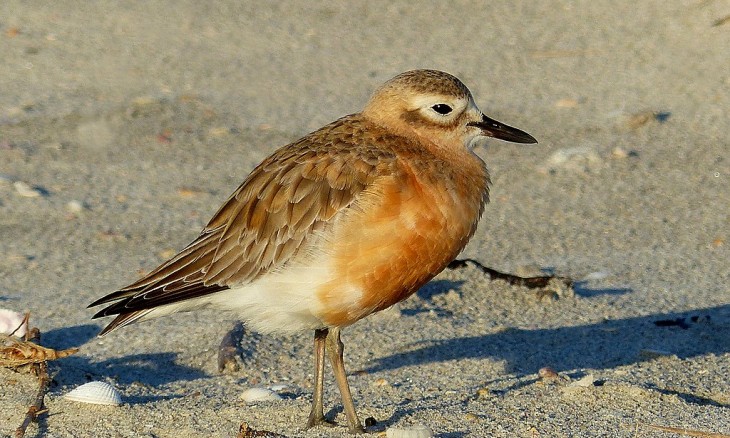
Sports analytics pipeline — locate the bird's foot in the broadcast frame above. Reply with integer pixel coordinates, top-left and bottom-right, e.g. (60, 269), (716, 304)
(305, 413), (337, 430)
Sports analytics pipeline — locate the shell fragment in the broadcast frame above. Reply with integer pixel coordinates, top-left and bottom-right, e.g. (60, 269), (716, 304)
(64, 381), (122, 406)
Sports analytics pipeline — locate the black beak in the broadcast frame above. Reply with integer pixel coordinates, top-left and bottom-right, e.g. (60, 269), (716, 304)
(468, 114), (538, 144)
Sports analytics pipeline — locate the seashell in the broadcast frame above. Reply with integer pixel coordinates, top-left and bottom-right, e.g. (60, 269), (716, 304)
(569, 374), (596, 388)
(240, 387), (282, 403)
(386, 424), (434, 438)
(64, 381), (122, 406)
(0, 308), (27, 337)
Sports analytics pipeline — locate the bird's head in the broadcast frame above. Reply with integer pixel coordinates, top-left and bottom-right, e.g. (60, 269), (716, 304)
(362, 69), (537, 151)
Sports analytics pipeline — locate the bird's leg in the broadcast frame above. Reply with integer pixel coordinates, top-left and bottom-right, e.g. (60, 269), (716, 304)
(326, 327), (365, 434)
(306, 328), (330, 429)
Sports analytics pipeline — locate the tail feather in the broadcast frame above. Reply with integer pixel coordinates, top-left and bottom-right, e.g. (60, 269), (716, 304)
(89, 227), (229, 335)
(97, 309), (153, 336)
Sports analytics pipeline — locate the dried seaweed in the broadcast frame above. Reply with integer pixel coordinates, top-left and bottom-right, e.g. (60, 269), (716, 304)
(1, 313), (78, 438)
(236, 421), (289, 438)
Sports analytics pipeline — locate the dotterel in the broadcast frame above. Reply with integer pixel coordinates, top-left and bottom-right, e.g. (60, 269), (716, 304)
(90, 69), (537, 433)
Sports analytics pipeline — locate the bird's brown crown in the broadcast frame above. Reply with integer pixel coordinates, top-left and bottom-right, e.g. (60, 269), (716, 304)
(376, 69), (472, 98)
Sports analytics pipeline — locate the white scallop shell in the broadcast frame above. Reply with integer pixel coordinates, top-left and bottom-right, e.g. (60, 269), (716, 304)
(0, 308), (27, 337)
(386, 424), (434, 438)
(240, 387), (282, 403)
(64, 381), (122, 406)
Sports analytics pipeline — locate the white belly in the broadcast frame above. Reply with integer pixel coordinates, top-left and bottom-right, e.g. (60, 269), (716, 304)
(200, 259), (363, 333)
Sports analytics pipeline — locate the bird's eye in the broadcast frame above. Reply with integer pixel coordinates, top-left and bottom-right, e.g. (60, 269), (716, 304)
(431, 104), (453, 115)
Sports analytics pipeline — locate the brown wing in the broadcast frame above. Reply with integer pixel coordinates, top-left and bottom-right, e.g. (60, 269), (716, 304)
(90, 116), (396, 332)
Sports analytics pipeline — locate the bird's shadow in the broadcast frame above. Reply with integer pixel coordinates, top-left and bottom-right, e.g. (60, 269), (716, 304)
(407, 276), (632, 317)
(359, 267), (726, 429)
(416, 280), (465, 301)
(43, 323), (98, 351)
(41, 324), (207, 396)
(366, 303), (729, 377)
(399, 280), (466, 317)
(367, 294), (728, 429)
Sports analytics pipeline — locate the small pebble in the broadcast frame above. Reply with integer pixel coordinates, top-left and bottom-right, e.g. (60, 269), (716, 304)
(268, 384), (288, 392)
(475, 387), (491, 398)
(13, 181), (42, 198)
(540, 146), (601, 173)
(554, 98), (579, 108)
(582, 271), (610, 281)
(158, 249), (176, 259)
(177, 187), (206, 198)
(127, 96), (164, 118)
(538, 367), (560, 380)
(66, 200), (85, 214)
(208, 126), (231, 138)
(373, 378), (390, 387)
(625, 110), (670, 130)
(611, 147), (629, 159)
(443, 289), (462, 303)
(690, 315), (711, 324)
(464, 413), (480, 422)
(626, 111), (654, 129)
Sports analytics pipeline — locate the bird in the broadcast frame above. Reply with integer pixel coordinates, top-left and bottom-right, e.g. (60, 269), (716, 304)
(89, 69), (537, 434)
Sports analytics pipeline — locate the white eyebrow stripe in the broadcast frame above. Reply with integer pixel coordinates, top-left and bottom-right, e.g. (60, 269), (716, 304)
(410, 95), (468, 112)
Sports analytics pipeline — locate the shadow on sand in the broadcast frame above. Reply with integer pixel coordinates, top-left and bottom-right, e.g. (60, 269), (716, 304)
(365, 303), (729, 376)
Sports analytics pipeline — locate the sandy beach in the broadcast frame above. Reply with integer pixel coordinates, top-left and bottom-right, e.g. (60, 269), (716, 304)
(1, 1), (728, 437)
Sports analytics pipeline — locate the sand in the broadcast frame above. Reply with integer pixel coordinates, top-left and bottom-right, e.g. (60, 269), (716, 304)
(1, 1), (728, 437)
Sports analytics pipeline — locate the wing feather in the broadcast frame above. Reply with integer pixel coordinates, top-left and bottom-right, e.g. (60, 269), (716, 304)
(90, 115), (398, 334)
